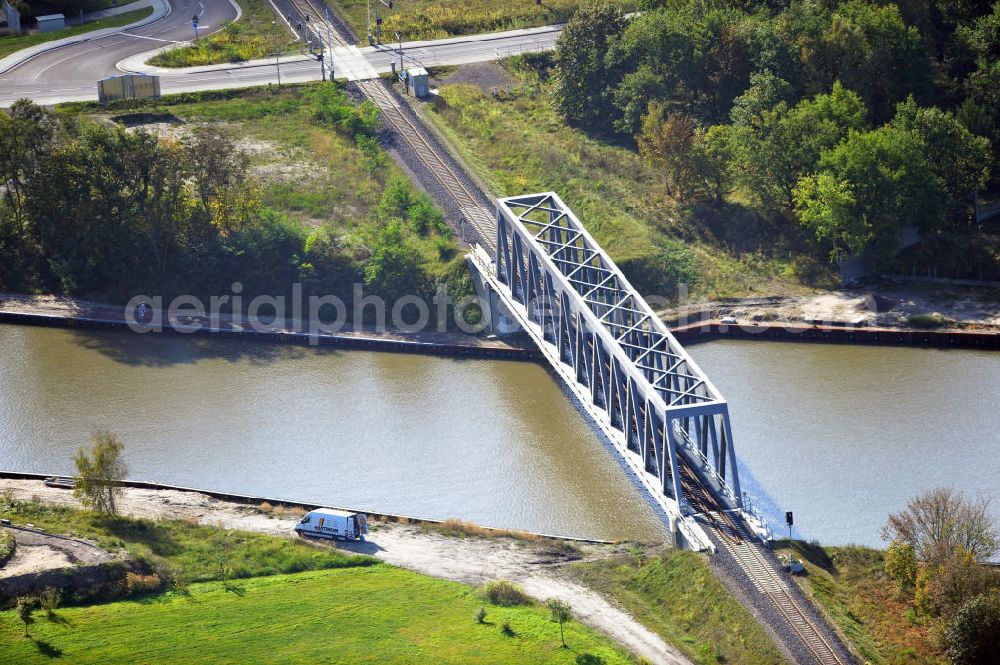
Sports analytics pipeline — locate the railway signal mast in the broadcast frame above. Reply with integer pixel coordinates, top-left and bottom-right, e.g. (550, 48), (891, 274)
(367, 0), (393, 45)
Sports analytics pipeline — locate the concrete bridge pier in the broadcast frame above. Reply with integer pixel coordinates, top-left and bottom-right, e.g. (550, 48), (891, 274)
(466, 251), (522, 337)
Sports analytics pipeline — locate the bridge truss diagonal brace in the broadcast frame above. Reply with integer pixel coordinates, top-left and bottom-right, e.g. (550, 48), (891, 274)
(494, 192), (743, 512)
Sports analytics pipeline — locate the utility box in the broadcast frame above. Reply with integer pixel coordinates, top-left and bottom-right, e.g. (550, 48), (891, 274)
(36, 13), (65, 32)
(406, 66), (430, 98)
(97, 74), (161, 104)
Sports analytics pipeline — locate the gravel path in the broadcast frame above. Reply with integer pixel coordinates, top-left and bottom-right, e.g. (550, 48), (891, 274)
(0, 479), (691, 665)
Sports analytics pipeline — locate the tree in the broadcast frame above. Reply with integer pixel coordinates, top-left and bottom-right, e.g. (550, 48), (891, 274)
(792, 0), (932, 123)
(15, 596), (36, 638)
(795, 125), (945, 265)
(73, 432), (127, 516)
(792, 172), (862, 260)
(730, 82), (867, 212)
(546, 598), (572, 648)
(363, 223), (426, 304)
(637, 104), (708, 202)
(882, 487), (999, 565)
(890, 97), (992, 201)
(884, 540), (918, 591)
(945, 592), (1000, 665)
(915, 545), (992, 617)
(553, 1), (626, 134)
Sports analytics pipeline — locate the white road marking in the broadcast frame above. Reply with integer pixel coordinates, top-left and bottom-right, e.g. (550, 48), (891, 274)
(119, 32), (184, 43)
(31, 45), (103, 79)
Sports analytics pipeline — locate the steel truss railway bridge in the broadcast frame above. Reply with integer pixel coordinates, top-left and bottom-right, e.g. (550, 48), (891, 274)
(471, 192), (769, 551)
(471, 194), (853, 664)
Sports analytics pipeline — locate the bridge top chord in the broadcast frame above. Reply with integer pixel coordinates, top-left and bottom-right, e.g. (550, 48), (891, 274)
(496, 192), (727, 414)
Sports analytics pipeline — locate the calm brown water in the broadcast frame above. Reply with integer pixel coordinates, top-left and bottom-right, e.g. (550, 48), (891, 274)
(0, 324), (665, 541)
(3, 325), (998, 546)
(687, 339), (1000, 547)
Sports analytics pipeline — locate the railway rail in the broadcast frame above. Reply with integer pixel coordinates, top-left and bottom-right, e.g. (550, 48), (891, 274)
(680, 461), (850, 665)
(273, 3), (851, 661)
(285, 0), (496, 248)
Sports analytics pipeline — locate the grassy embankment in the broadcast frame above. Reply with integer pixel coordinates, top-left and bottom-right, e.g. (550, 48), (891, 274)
(570, 550), (785, 665)
(0, 500), (631, 664)
(424, 59), (808, 299)
(328, 0), (633, 42)
(148, 0), (294, 67)
(1, 495), (372, 583)
(61, 84), (458, 280)
(783, 541), (947, 665)
(0, 7), (153, 60)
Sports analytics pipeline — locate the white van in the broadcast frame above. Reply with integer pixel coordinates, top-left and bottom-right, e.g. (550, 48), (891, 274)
(295, 508), (368, 541)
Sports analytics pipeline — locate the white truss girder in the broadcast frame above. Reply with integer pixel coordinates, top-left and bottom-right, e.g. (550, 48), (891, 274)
(494, 192), (742, 509)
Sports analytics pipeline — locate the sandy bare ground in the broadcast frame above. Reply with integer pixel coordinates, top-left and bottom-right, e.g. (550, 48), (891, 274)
(0, 545), (73, 578)
(663, 287), (1000, 330)
(0, 479), (690, 665)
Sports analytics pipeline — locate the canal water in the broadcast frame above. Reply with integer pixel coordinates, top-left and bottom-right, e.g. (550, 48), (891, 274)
(687, 339), (1000, 548)
(0, 324), (665, 541)
(2, 325), (998, 546)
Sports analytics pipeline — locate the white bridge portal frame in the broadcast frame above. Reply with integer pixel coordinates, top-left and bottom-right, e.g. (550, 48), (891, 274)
(490, 193), (744, 531)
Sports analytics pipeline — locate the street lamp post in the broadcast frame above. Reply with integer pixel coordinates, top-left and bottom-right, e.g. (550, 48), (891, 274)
(272, 21), (281, 87)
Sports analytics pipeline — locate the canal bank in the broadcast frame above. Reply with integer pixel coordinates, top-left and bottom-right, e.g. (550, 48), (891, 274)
(0, 293), (537, 362)
(671, 320), (1000, 350)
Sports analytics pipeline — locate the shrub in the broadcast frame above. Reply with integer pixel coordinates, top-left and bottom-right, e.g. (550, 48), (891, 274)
(125, 572), (163, 596)
(483, 580), (532, 607)
(884, 540), (917, 591)
(38, 587), (60, 618)
(945, 592), (1000, 665)
(576, 654), (605, 665)
(0, 530), (15, 567)
(475, 606), (488, 624)
(500, 620), (515, 637)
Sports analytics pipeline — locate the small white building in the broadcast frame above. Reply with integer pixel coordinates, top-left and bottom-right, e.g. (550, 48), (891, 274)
(406, 66), (430, 98)
(36, 13), (65, 32)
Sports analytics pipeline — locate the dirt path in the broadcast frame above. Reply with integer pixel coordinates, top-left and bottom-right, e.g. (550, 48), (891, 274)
(0, 479), (691, 665)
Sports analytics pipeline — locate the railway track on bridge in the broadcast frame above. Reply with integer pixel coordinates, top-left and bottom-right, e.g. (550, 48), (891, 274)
(680, 463), (850, 665)
(285, 0), (497, 248)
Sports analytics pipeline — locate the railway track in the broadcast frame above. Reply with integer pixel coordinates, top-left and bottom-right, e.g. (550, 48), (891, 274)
(282, 0), (496, 248)
(271, 7), (846, 657)
(679, 462), (849, 665)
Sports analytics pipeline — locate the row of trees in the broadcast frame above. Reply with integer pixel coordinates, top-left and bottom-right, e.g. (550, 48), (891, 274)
(882, 488), (1000, 664)
(555, 0), (998, 271)
(0, 92), (465, 320)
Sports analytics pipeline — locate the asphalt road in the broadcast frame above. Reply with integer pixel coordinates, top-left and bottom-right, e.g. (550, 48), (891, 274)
(0, 0), (238, 100)
(0, 5), (562, 106)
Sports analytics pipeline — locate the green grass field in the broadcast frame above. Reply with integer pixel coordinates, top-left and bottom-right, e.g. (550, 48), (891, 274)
(0, 7), (153, 60)
(148, 0), (293, 67)
(424, 60), (804, 299)
(328, 0), (633, 42)
(0, 567), (633, 664)
(570, 550), (784, 665)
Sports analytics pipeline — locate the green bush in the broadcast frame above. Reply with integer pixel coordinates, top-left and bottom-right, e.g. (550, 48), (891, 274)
(0, 531), (15, 567)
(945, 592), (1000, 665)
(483, 580), (532, 607)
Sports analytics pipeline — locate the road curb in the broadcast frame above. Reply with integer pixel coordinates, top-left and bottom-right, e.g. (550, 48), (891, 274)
(0, 0), (170, 77)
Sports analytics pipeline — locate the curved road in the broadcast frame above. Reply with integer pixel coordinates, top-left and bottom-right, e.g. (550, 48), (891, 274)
(0, 1), (563, 107)
(0, 0), (237, 96)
